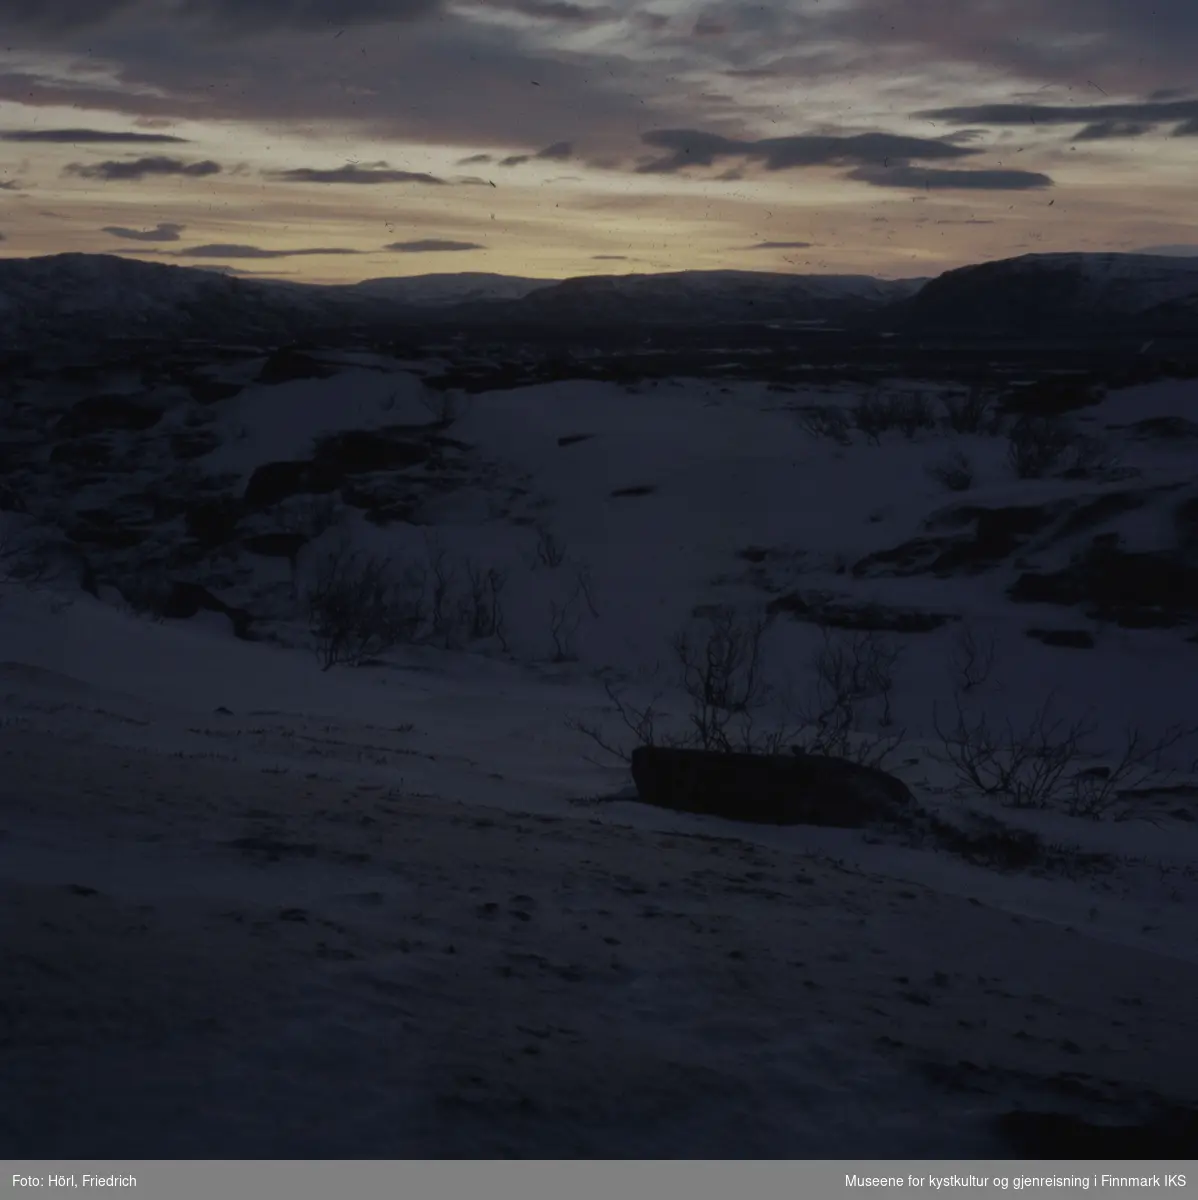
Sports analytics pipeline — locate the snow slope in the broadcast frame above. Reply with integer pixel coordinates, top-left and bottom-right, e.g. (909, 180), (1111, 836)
(1, 352), (1197, 1157)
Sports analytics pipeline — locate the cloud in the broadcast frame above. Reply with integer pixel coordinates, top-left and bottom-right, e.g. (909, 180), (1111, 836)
(0, 180), (20, 190)
(467, 0), (615, 22)
(918, 98), (1198, 136)
(744, 240), (814, 250)
(1, 127), (188, 143)
(383, 239), (485, 252)
(266, 164), (446, 185)
(846, 164), (1052, 190)
(64, 156), (221, 180)
(636, 128), (979, 173)
(818, 1), (1198, 96)
(499, 139), (573, 167)
(176, 243), (361, 257)
(1073, 120), (1154, 140)
(102, 221), (186, 241)
(0, 0), (441, 34)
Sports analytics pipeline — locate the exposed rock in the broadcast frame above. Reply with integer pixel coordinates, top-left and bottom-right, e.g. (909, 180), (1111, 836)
(154, 582), (254, 639)
(1126, 415), (1198, 441)
(186, 379), (243, 405)
(256, 347), (336, 385)
(629, 745), (914, 828)
(243, 460), (342, 509)
(48, 439), (114, 469)
(1011, 539), (1198, 628)
(1025, 628), (1096, 649)
(765, 591), (954, 633)
(184, 498), (244, 548)
(56, 394), (164, 436)
(855, 503), (1064, 577)
(313, 428), (431, 473)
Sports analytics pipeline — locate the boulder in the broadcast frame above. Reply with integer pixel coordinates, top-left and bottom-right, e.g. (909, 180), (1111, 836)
(629, 745), (913, 828)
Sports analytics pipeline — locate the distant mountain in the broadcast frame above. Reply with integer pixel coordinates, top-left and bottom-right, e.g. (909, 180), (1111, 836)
(0, 253), (355, 353)
(883, 252), (1198, 338)
(4, 250), (1195, 355)
(467, 269), (925, 327)
(339, 272), (552, 306)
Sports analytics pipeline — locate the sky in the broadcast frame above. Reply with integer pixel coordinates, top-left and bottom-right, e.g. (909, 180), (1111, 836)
(0, 0), (1196, 284)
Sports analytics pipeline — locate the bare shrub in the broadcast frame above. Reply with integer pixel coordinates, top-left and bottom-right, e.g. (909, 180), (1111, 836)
(940, 389), (995, 434)
(852, 392), (891, 445)
(854, 391), (938, 443)
(1066, 724), (1198, 820)
(670, 605), (778, 752)
(797, 405), (851, 444)
(423, 533), (460, 646)
(464, 560), (509, 645)
(566, 677), (672, 765)
(532, 523), (567, 568)
(1007, 416), (1076, 479)
(892, 391), (938, 439)
(304, 540), (424, 670)
(571, 609), (911, 766)
(794, 628), (904, 765)
(933, 692), (1095, 809)
(418, 386), (468, 427)
(926, 450), (975, 492)
(948, 623), (997, 694)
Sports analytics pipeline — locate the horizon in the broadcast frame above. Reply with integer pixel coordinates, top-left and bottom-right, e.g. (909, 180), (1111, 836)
(1, 2), (1197, 285)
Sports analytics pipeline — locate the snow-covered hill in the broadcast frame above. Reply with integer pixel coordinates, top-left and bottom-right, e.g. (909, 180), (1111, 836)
(1, 338), (1197, 1155)
(890, 252), (1198, 337)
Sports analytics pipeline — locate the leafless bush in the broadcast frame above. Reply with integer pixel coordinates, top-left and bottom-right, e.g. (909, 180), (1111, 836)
(892, 391), (939, 439)
(794, 628), (904, 765)
(852, 392), (891, 445)
(0, 521), (66, 603)
(566, 677), (672, 765)
(949, 623), (997, 694)
(532, 523), (567, 569)
(423, 533), (460, 646)
(1007, 416), (1077, 479)
(464, 560), (509, 646)
(418, 386), (468, 427)
(571, 610), (909, 765)
(670, 605), (778, 752)
(1061, 433), (1120, 479)
(1066, 724), (1198, 819)
(933, 692), (1094, 809)
(940, 389), (995, 434)
(797, 405), (851, 444)
(854, 391), (938, 443)
(304, 540), (424, 670)
(926, 450), (975, 492)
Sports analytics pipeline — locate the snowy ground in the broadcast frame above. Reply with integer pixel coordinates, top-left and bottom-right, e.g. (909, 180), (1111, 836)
(1, 355), (1197, 1156)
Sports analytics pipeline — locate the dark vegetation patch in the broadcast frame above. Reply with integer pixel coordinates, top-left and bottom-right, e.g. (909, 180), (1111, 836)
(1025, 628), (1096, 649)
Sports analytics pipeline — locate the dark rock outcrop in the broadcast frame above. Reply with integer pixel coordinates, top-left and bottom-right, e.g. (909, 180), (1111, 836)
(629, 745), (914, 828)
(1010, 539), (1198, 628)
(155, 582), (254, 640)
(256, 347), (336, 385)
(56, 394), (165, 436)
